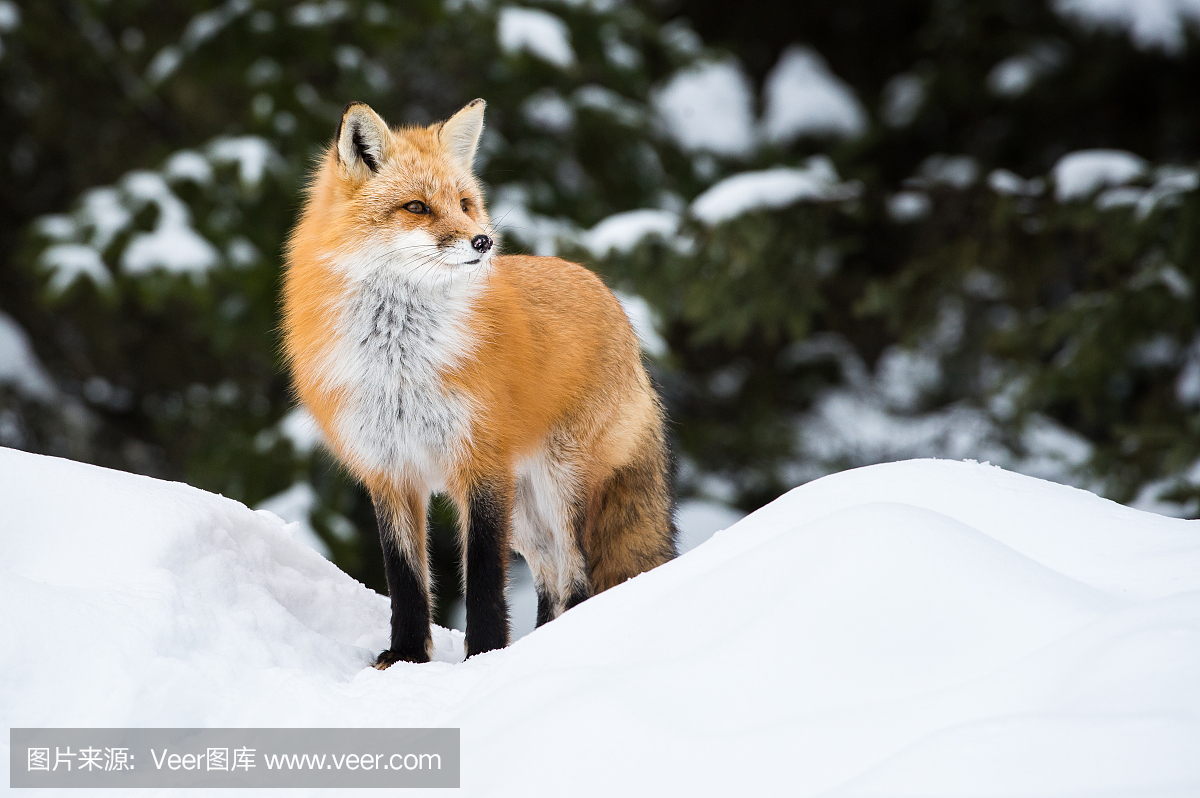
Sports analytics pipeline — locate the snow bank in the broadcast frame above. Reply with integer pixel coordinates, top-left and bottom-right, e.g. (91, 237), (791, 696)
(3, 447), (1200, 796)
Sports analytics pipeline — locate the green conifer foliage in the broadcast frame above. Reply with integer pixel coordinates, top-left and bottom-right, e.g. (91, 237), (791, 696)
(3, 0), (1200, 615)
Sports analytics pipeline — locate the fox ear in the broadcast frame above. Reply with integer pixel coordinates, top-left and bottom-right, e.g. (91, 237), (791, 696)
(439, 99), (486, 171)
(337, 102), (389, 179)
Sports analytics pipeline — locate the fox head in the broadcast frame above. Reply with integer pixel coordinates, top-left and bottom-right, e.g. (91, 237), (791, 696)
(318, 99), (495, 282)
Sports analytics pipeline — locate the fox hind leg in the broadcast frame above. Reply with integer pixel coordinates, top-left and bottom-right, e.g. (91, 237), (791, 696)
(462, 481), (513, 657)
(585, 437), (677, 594)
(513, 453), (591, 628)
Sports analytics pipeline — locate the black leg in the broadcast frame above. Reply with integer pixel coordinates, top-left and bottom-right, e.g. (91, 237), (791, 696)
(563, 583), (590, 612)
(464, 483), (510, 657)
(562, 501), (592, 613)
(535, 587), (555, 628)
(374, 499), (431, 666)
(532, 499), (592, 628)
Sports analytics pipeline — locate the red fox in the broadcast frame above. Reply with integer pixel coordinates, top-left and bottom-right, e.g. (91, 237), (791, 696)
(282, 99), (677, 666)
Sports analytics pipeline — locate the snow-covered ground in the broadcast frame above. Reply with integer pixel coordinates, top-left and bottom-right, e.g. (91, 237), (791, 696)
(3, 447), (1200, 796)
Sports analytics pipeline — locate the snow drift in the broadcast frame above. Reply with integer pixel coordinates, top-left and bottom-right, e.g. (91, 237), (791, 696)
(3, 447), (1200, 796)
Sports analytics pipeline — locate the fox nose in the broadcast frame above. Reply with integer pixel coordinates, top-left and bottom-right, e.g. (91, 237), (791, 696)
(471, 234), (493, 254)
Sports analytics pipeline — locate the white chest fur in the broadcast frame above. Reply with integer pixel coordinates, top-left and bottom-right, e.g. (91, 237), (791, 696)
(319, 271), (479, 489)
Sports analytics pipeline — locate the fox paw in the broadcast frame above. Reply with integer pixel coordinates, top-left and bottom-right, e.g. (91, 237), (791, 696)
(373, 648), (429, 669)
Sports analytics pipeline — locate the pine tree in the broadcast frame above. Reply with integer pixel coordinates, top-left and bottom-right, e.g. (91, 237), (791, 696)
(3, 0), (1199, 618)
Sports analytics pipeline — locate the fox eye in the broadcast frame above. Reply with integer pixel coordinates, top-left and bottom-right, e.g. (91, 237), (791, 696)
(402, 201), (429, 214)
(460, 198), (470, 213)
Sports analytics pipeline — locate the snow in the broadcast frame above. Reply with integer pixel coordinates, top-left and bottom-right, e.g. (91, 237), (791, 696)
(182, 0), (251, 48)
(762, 45), (867, 144)
(659, 19), (703, 58)
(887, 191), (932, 222)
(0, 0), (19, 31)
(1096, 164), (1199, 217)
(33, 214), (74, 241)
(3, 447), (1200, 795)
(989, 55), (1040, 97)
(39, 244), (110, 291)
(496, 7), (576, 69)
(145, 45), (183, 85)
(1177, 337), (1200, 406)
(572, 84), (645, 126)
(691, 157), (861, 226)
(880, 72), (924, 128)
(289, 0), (350, 27)
(206, 135), (280, 187)
(253, 406), (325, 455)
(600, 26), (641, 70)
(0, 0), (18, 57)
(164, 150), (214, 184)
(0, 313), (55, 399)
(489, 184), (579, 256)
(986, 43), (1065, 97)
(652, 57), (756, 158)
(674, 498), (744, 553)
(520, 88), (574, 133)
(280, 406), (324, 453)
(782, 317), (1101, 490)
(33, 135), (285, 290)
(1131, 456), (1200, 517)
(614, 291), (668, 357)
(1053, 149), (1148, 201)
(256, 481), (330, 557)
(226, 235), (260, 267)
(917, 153), (979, 189)
(988, 168), (1046, 196)
(583, 208), (680, 256)
(1053, 0), (1200, 54)
(80, 186), (132, 249)
(1142, 261), (1192, 299)
(799, 390), (1012, 473)
(119, 171), (220, 276)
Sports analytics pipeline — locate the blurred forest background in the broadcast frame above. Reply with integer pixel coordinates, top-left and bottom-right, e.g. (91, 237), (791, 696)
(2, 0), (1199, 624)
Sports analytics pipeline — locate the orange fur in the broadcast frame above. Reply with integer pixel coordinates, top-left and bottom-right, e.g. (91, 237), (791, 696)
(281, 100), (675, 664)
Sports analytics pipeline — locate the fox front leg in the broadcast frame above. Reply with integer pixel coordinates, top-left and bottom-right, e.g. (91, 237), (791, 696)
(372, 489), (433, 667)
